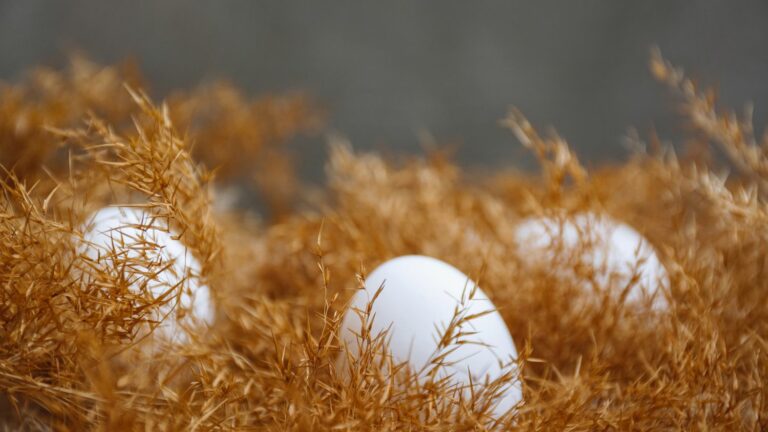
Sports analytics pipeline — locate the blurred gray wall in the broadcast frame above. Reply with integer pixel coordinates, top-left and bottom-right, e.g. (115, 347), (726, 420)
(1, 1), (767, 182)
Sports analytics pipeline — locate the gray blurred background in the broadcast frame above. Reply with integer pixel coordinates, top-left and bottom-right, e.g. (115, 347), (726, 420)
(1, 1), (767, 183)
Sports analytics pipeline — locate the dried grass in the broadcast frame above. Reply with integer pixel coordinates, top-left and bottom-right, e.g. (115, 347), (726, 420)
(1, 51), (767, 430)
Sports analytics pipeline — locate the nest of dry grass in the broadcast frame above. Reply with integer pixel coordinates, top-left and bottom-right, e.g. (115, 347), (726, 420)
(0, 50), (766, 431)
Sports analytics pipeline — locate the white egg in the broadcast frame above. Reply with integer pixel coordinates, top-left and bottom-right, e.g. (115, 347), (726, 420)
(340, 255), (521, 418)
(514, 212), (668, 309)
(81, 206), (214, 342)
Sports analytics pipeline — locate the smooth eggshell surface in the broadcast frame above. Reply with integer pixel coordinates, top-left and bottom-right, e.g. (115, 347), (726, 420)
(514, 212), (668, 309)
(81, 206), (214, 342)
(340, 255), (521, 418)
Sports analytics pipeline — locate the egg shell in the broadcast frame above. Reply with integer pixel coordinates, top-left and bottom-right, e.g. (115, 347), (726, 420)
(514, 212), (668, 309)
(340, 255), (521, 417)
(81, 206), (214, 342)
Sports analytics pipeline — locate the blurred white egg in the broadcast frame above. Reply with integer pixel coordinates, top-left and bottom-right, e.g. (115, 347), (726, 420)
(81, 206), (214, 342)
(340, 255), (521, 418)
(514, 212), (668, 309)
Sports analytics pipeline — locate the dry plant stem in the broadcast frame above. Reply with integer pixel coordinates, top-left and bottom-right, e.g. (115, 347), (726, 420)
(651, 48), (768, 195)
(1, 53), (767, 430)
(74, 87), (221, 279)
(500, 108), (588, 202)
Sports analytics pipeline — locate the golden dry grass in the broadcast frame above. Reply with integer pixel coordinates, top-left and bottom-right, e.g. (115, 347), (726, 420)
(1, 51), (767, 430)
